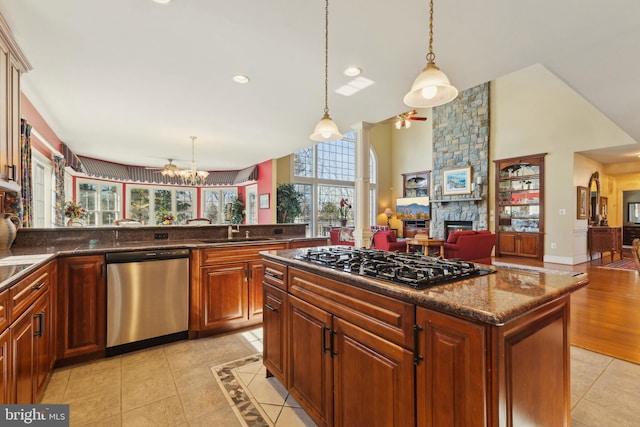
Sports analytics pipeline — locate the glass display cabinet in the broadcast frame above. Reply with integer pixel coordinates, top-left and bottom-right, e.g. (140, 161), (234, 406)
(494, 153), (546, 259)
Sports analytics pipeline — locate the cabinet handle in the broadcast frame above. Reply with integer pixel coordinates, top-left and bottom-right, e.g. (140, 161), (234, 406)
(322, 326), (331, 354)
(264, 303), (278, 312)
(413, 324), (424, 366)
(31, 282), (46, 292)
(34, 311), (45, 337)
(7, 164), (15, 181)
(330, 328), (337, 357)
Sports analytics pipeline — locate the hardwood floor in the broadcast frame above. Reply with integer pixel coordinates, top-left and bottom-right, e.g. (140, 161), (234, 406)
(497, 252), (640, 364)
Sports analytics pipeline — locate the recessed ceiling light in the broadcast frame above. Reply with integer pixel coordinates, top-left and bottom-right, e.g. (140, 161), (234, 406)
(152, 0), (171, 4)
(233, 75), (250, 84)
(344, 66), (362, 77)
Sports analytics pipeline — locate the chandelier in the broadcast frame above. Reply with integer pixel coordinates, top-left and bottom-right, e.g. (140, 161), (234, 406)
(180, 136), (209, 186)
(310, 0), (342, 142)
(403, 0), (458, 108)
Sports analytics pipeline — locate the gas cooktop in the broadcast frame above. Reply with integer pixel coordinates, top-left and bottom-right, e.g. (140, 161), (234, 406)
(295, 247), (495, 289)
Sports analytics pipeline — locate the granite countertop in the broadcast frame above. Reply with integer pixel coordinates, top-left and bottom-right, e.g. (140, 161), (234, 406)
(261, 248), (589, 326)
(0, 237), (323, 293)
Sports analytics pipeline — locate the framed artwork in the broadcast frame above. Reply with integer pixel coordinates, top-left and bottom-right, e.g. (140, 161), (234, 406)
(442, 167), (472, 196)
(577, 186), (588, 219)
(396, 197), (430, 220)
(259, 193), (270, 209)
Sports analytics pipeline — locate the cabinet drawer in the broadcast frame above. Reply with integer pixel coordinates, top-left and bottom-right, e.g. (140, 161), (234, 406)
(289, 267), (414, 349)
(0, 289), (8, 331)
(201, 243), (287, 265)
(10, 265), (50, 321)
(262, 260), (287, 290)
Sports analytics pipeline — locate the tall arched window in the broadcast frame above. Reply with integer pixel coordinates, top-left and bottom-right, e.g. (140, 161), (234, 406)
(292, 131), (377, 236)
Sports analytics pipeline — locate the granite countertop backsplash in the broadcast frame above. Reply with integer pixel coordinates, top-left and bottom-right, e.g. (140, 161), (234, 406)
(0, 223), (324, 292)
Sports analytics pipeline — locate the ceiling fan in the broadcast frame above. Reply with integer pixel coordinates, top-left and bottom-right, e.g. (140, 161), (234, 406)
(146, 159), (184, 177)
(395, 110), (427, 129)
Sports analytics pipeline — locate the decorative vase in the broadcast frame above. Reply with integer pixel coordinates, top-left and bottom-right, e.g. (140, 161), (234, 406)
(339, 218), (348, 227)
(0, 213), (19, 249)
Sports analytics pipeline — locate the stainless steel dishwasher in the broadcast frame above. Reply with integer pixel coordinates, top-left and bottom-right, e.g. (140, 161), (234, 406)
(106, 248), (189, 356)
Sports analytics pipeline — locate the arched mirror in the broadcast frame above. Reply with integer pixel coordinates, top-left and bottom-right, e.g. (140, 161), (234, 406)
(588, 171), (600, 225)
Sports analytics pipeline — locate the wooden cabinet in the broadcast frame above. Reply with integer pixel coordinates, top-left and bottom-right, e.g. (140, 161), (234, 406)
(416, 307), (486, 427)
(0, 26), (30, 185)
(622, 225), (640, 246)
(286, 266), (415, 427)
(8, 263), (53, 403)
(0, 327), (9, 404)
(263, 283), (288, 384)
(402, 171), (430, 197)
(494, 153), (546, 260)
(588, 226), (622, 262)
(57, 256), (106, 362)
(191, 242), (286, 337)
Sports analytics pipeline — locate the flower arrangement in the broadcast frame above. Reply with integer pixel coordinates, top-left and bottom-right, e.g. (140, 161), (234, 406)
(162, 214), (176, 225)
(337, 198), (352, 219)
(64, 201), (87, 219)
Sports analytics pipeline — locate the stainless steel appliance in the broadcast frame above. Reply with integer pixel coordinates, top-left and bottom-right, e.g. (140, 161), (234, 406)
(295, 247), (494, 289)
(106, 248), (189, 355)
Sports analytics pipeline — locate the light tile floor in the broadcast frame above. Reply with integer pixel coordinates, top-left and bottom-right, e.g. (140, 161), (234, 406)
(41, 327), (640, 426)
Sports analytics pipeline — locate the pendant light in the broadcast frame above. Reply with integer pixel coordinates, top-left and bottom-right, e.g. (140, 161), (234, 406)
(310, 0), (342, 142)
(403, 0), (458, 108)
(179, 136), (209, 186)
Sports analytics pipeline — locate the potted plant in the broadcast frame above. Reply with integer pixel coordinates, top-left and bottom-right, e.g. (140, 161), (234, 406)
(64, 200), (87, 226)
(337, 198), (352, 226)
(276, 183), (303, 223)
(228, 197), (245, 224)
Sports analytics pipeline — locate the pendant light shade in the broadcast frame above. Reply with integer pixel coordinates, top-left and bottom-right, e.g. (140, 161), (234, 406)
(310, 0), (342, 142)
(404, 0), (458, 108)
(311, 112), (342, 142)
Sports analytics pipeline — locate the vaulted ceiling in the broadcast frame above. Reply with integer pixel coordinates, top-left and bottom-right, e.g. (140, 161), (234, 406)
(0, 0), (639, 170)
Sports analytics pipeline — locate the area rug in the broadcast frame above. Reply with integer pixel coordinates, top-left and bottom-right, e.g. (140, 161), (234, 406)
(598, 258), (637, 271)
(212, 354), (270, 427)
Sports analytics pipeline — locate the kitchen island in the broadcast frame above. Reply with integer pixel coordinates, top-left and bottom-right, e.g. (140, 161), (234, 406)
(261, 247), (589, 427)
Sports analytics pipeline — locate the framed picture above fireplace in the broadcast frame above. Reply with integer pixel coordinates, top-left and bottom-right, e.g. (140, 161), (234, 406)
(443, 166), (471, 196)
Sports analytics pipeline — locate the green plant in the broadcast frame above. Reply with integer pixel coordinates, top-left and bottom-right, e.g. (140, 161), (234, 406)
(276, 183), (303, 223)
(229, 197), (245, 224)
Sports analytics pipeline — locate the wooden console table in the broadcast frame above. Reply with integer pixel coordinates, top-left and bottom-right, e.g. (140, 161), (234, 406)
(588, 226), (623, 262)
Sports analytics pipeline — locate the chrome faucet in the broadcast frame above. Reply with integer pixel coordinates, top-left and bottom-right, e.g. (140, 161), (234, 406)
(228, 224), (240, 239)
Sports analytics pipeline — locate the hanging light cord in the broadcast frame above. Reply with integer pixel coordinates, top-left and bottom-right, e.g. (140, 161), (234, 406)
(426, 0), (435, 64)
(323, 0), (329, 115)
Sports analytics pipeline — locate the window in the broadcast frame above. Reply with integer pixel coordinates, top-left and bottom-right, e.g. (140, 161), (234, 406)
(201, 188), (238, 224)
(32, 151), (53, 227)
(77, 179), (121, 225)
(292, 131), (377, 235)
(127, 185), (197, 225)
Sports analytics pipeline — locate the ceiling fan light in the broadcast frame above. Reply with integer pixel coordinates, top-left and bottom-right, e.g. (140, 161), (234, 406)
(310, 113), (343, 142)
(404, 62), (458, 108)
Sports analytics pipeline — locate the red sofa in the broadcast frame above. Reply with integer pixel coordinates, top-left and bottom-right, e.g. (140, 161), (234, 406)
(329, 227), (355, 246)
(443, 230), (496, 264)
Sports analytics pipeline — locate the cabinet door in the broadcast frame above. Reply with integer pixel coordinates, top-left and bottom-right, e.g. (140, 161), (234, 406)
(497, 232), (518, 256)
(416, 307), (487, 427)
(201, 262), (248, 330)
(58, 256), (106, 360)
(333, 317), (414, 427)
(519, 233), (541, 258)
(0, 328), (9, 404)
(33, 289), (52, 400)
(10, 307), (34, 404)
(288, 295), (333, 427)
(248, 261), (264, 320)
(263, 283), (288, 384)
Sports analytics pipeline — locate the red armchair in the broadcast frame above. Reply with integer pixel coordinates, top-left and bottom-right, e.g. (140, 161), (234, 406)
(372, 230), (407, 252)
(443, 230), (496, 264)
(329, 227), (355, 246)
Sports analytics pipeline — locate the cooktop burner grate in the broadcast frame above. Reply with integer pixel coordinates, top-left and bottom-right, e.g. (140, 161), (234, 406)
(295, 247), (493, 289)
